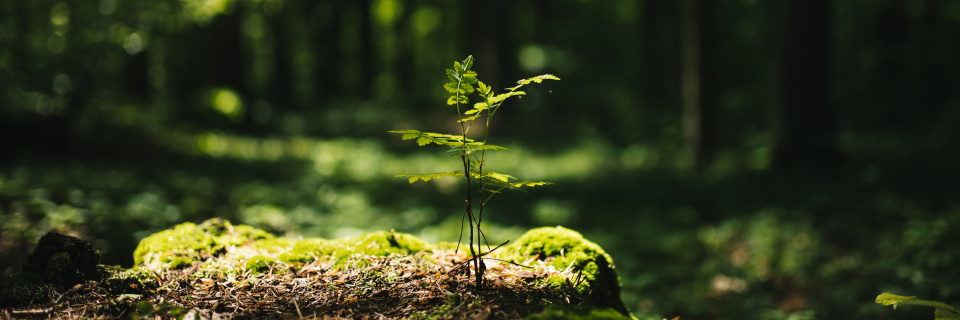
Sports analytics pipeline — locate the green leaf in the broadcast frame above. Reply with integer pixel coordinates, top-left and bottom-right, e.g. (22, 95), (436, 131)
(462, 83), (475, 94)
(443, 82), (459, 93)
(473, 144), (507, 151)
(462, 71), (478, 84)
(508, 74), (560, 91)
(447, 95), (468, 105)
(397, 171), (463, 183)
(876, 293), (959, 313)
(937, 308), (960, 320)
(466, 103), (490, 115)
(416, 137), (432, 146)
(477, 81), (491, 96)
(446, 69), (459, 81)
(877, 293), (916, 307)
(512, 181), (552, 188)
(486, 172), (512, 183)
(388, 129), (422, 141)
(488, 91), (526, 105)
(461, 55), (474, 72)
(458, 114), (482, 123)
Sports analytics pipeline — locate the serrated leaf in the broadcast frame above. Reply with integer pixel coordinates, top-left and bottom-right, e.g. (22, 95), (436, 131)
(454, 61), (462, 72)
(458, 114), (482, 123)
(447, 96), (460, 105)
(477, 81), (491, 96)
(474, 144), (507, 151)
(446, 69), (459, 81)
(515, 181), (552, 188)
(443, 82), (459, 93)
(486, 172), (512, 183)
(397, 171), (463, 183)
(489, 91), (526, 104)
(466, 103), (490, 115)
(462, 71), (478, 84)
(877, 293), (916, 306)
(508, 74), (560, 91)
(462, 55), (474, 72)
(389, 130), (422, 141)
(416, 137), (432, 146)
(462, 83), (475, 94)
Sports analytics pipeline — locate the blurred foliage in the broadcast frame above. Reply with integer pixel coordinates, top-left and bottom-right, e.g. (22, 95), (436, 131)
(3, 0), (960, 319)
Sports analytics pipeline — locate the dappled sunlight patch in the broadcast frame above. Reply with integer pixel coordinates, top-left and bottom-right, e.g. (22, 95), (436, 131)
(174, 131), (626, 181)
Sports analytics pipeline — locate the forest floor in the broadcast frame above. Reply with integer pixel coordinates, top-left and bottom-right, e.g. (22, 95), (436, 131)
(3, 245), (625, 320)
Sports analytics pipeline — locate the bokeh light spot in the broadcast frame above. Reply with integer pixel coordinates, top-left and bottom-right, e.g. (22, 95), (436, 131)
(519, 44), (547, 72)
(123, 33), (145, 54)
(211, 88), (245, 121)
(410, 6), (440, 36)
(372, 0), (403, 25)
(50, 3), (71, 26)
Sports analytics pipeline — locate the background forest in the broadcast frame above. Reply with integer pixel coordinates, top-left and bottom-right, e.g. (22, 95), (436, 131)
(2, 0), (960, 319)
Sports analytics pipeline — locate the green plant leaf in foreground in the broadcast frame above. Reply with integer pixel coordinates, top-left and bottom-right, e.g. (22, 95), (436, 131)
(876, 292), (960, 319)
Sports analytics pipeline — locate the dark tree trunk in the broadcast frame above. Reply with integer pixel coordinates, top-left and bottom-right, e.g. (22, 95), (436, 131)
(315, 0), (342, 96)
(358, 0), (374, 98)
(678, 0), (716, 171)
(772, 0), (839, 171)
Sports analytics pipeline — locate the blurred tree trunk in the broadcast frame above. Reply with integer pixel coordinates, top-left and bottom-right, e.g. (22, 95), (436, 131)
(358, 0), (374, 98)
(315, 1), (342, 96)
(771, 0), (839, 171)
(678, 0), (715, 171)
(472, 0), (500, 88)
(270, 6), (293, 106)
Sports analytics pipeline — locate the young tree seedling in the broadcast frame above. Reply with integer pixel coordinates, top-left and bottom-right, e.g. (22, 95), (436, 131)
(390, 55), (559, 290)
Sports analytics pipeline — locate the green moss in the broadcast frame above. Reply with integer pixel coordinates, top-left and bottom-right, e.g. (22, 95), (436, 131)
(341, 231), (428, 256)
(0, 273), (46, 307)
(497, 226), (613, 284)
(133, 218), (273, 270)
(244, 255), (276, 274)
(276, 238), (342, 263)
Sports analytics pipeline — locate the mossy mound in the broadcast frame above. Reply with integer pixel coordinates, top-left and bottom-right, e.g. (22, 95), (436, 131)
(0, 232), (106, 307)
(133, 218), (273, 270)
(497, 226), (629, 316)
(134, 219), (433, 275)
(132, 220), (630, 316)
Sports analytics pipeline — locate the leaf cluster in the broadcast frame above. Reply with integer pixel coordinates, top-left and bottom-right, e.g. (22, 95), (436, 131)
(390, 55), (558, 195)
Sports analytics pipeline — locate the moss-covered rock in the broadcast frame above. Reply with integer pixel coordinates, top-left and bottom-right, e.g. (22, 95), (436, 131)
(497, 226), (630, 316)
(133, 218), (272, 270)
(0, 232), (105, 307)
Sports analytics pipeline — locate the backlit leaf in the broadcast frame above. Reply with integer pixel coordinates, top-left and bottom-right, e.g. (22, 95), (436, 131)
(508, 74), (560, 91)
(443, 82), (459, 93)
(876, 293), (916, 307)
(397, 171), (463, 183)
